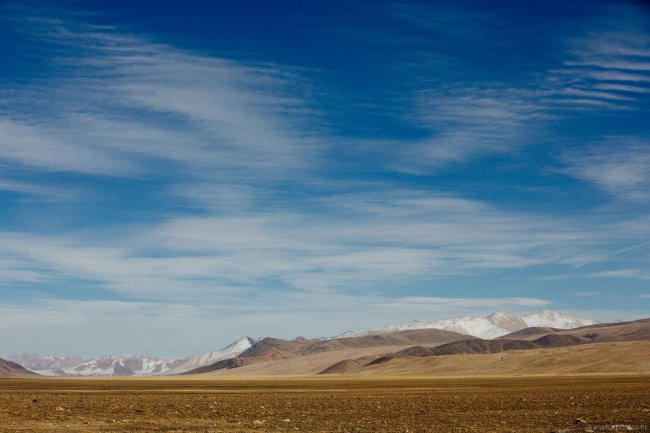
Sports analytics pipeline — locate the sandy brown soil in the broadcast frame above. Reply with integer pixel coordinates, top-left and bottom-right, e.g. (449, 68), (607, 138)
(1, 374), (649, 433)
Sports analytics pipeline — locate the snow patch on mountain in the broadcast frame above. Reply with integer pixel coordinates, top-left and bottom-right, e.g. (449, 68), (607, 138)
(337, 310), (598, 339)
(8, 337), (255, 377)
(521, 310), (595, 329)
(166, 337), (254, 375)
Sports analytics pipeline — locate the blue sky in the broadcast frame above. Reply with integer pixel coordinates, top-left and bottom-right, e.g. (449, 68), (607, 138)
(0, 0), (649, 356)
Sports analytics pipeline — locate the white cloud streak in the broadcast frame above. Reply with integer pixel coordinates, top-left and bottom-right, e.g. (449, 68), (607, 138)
(0, 177), (79, 201)
(385, 3), (650, 171)
(546, 6), (650, 110)
(0, 12), (319, 182)
(561, 137), (650, 202)
(373, 296), (551, 311)
(590, 268), (650, 280)
(1, 188), (646, 304)
(393, 89), (545, 171)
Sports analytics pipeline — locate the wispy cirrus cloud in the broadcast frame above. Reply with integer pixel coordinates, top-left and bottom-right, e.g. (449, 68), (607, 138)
(545, 5), (650, 111)
(394, 88), (544, 171)
(2, 188), (646, 304)
(379, 2), (650, 171)
(0, 6), (320, 185)
(373, 296), (551, 311)
(384, 1), (502, 38)
(0, 177), (79, 201)
(575, 291), (600, 297)
(560, 137), (650, 202)
(590, 268), (650, 280)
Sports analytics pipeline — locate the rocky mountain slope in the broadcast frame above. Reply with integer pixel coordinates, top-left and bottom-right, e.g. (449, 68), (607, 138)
(184, 328), (471, 374)
(0, 358), (37, 377)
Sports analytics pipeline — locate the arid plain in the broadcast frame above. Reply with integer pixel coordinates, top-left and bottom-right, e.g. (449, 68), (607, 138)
(1, 374), (649, 433)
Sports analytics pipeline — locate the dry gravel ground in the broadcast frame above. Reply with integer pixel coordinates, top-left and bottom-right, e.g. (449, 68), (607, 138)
(0, 374), (649, 433)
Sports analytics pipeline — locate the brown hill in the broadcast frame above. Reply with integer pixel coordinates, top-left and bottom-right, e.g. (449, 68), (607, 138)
(319, 358), (366, 374)
(185, 328), (471, 375)
(398, 339), (539, 357)
(0, 358), (37, 377)
(323, 334), (588, 374)
(500, 318), (650, 342)
(304, 329), (469, 351)
(500, 326), (560, 338)
(353, 341), (650, 375)
(532, 333), (586, 347)
(395, 334), (586, 358)
(577, 319), (650, 342)
(204, 347), (412, 376)
(184, 357), (246, 375)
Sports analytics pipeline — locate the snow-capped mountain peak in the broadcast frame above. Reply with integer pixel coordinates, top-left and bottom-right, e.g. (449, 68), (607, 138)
(521, 310), (596, 329)
(166, 337), (255, 375)
(486, 311), (528, 331)
(335, 310), (598, 340)
(8, 337), (255, 377)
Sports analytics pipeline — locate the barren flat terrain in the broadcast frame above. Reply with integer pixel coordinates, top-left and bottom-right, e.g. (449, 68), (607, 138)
(1, 375), (649, 433)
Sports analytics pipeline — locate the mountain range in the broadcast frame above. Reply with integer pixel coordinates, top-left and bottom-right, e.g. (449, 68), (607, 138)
(5, 310), (601, 376)
(195, 316), (650, 376)
(7, 337), (254, 377)
(336, 310), (597, 339)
